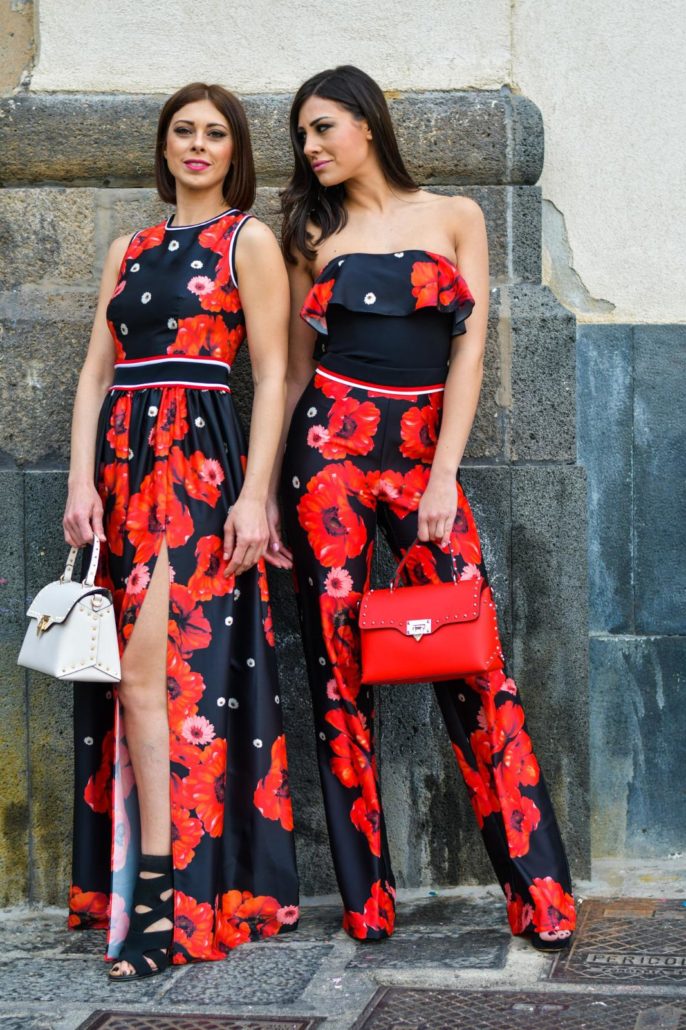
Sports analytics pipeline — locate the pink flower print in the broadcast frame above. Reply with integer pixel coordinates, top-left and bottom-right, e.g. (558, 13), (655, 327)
(500, 678), (518, 696)
(276, 904), (300, 925)
(199, 458), (225, 486)
(326, 677), (341, 701)
(307, 425), (330, 449)
(126, 563), (151, 595)
(325, 567), (353, 598)
(187, 275), (214, 297)
(182, 715), (216, 746)
(112, 279), (126, 298)
(460, 563), (480, 581)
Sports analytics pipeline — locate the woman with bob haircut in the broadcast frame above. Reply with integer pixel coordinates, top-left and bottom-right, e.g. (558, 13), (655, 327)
(275, 65), (575, 952)
(64, 82), (299, 981)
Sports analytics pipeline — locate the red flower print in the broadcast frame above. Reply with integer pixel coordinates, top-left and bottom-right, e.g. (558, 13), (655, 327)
(452, 742), (500, 828)
(99, 461), (129, 557)
(298, 466), (367, 567)
(170, 737), (204, 770)
(84, 729), (115, 815)
(149, 390), (189, 456)
(326, 707), (377, 804)
(169, 314), (243, 364)
(106, 396), (131, 458)
(68, 886), (110, 930)
(338, 461), (377, 509)
(385, 465), (430, 519)
(411, 255), (474, 312)
(198, 211), (240, 253)
(529, 877), (576, 934)
(263, 609), (275, 646)
(217, 890), (283, 952)
(187, 535), (234, 602)
(127, 221), (166, 260)
(168, 584), (212, 657)
(350, 796), (381, 857)
(316, 397), (381, 459)
(450, 490), (482, 565)
(320, 592), (363, 699)
(325, 566), (353, 598)
(496, 771), (541, 858)
(504, 883), (534, 935)
(253, 734), (294, 831)
(410, 261), (440, 308)
(301, 278), (335, 333)
(107, 320), (126, 362)
(126, 563), (151, 596)
(399, 395), (441, 462)
(313, 371), (351, 400)
(127, 468), (193, 563)
(257, 561), (270, 602)
(169, 447), (222, 507)
(108, 891), (130, 946)
(402, 543), (441, 585)
(174, 890), (216, 959)
(184, 737), (227, 837)
(167, 650), (205, 735)
(343, 880), (396, 939)
(171, 807), (204, 870)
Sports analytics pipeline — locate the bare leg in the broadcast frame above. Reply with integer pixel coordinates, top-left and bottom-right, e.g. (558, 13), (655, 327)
(110, 541), (172, 978)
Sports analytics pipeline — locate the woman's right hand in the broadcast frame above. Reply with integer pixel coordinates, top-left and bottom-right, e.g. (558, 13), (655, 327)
(63, 482), (106, 548)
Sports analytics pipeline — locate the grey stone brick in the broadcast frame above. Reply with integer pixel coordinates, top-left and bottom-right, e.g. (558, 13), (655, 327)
(576, 325), (633, 633)
(511, 464), (590, 877)
(590, 634), (686, 858)
(0, 91), (544, 188)
(510, 285), (577, 461)
(633, 325), (686, 635)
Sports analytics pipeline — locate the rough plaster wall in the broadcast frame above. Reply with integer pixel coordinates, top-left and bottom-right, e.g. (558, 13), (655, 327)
(0, 0), (34, 90)
(513, 0), (686, 323)
(30, 0), (510, 92)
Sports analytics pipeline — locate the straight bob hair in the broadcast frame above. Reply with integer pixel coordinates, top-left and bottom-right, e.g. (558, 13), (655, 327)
(155, 82), (256, 211)
(281, 65), (417, 262)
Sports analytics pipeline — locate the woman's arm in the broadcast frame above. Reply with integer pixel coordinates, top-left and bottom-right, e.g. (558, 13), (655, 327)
(418, 197), (490, 547)
(264, 246), (319, 567)
(63, 236), (128, 547)
(224, 219), (291, 577)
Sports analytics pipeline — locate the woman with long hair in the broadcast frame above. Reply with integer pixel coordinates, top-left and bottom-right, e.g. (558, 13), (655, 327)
(64, 82), (299, 980)
(274, 65), (575, 951)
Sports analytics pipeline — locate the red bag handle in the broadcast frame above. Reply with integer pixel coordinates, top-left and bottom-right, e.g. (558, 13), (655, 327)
(391, 538), (460, 591)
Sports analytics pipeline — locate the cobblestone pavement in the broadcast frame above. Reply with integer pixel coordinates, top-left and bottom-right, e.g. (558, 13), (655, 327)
(0, 861), (684, 1030)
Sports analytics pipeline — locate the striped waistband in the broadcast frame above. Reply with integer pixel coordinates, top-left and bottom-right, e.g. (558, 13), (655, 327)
(314, 366), (445, 397)
(109, 357), (231, 392)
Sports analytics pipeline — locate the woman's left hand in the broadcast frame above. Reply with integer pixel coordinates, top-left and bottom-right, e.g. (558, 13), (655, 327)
(223, 496), (270, 577)
(417, 471), (458, 549)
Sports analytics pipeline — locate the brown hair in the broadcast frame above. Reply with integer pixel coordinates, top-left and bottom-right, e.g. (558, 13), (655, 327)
(281, 65), (417, 262)
(155, 82), (256, 210)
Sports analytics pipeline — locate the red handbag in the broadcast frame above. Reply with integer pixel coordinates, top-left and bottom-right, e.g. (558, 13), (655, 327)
(359, 541), (504, 686)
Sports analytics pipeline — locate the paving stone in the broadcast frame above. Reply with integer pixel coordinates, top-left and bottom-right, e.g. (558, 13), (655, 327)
(77, 1015), (321, 1030)
(164, 943), (333, 1006)
(552, 897), (686, 986)
(0, 92), (543, 188)
(510, 285), (577, 461)
(354, 986), (686, 1029)
(396, 894), (508, 931)
(576, 325), (633, 633)
(590, 636), (686, 859)
(633, 325), (686, 634)
(511, 465), (590, 877)
(346, 928), (509, 970)
(0, 1017), (61, 1030)
(0, 958), (161, 1003)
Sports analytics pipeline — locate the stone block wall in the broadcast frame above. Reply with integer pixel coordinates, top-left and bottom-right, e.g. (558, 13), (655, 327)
(0, 90), (591, 905)
(577, 325), (686, 860)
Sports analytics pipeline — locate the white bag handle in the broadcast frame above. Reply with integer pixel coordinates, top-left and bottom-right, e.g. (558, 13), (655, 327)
(62, 535), (101, 587)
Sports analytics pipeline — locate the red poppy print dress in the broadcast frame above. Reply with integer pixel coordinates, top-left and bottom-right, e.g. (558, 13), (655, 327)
(281, 250), (575, 943)
(70, 210), (299, 964)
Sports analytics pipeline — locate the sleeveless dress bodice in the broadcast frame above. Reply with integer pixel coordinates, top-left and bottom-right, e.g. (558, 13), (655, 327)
(300, 250), (475, 387)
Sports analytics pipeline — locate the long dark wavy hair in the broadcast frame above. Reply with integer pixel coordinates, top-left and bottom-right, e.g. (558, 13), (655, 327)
(280, 66), (417, 263)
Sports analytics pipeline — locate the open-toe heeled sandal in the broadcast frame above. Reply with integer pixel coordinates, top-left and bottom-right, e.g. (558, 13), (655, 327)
(109, 853), (173, 982)
(528, 931), (573, 953)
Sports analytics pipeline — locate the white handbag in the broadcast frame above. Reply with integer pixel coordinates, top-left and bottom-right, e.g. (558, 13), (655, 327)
(17, 536), (121, 683)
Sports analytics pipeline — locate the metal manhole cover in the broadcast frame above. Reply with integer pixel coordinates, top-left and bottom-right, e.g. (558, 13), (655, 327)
(552, 898), (686, 985)
(353, 987), (686, 1029)
(77, 1014), (321, 1030)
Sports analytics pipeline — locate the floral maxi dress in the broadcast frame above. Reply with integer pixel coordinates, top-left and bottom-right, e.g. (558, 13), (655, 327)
(70, 209), (300, 964)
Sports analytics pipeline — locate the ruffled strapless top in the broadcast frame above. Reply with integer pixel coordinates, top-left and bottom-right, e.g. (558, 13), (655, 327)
(300, 250), (475, 386)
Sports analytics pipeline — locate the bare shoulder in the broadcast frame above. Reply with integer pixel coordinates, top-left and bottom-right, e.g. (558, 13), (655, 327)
(238, 216), (277, 250)
(109, 233), (132, 264)
(441, 194), (485, 229)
